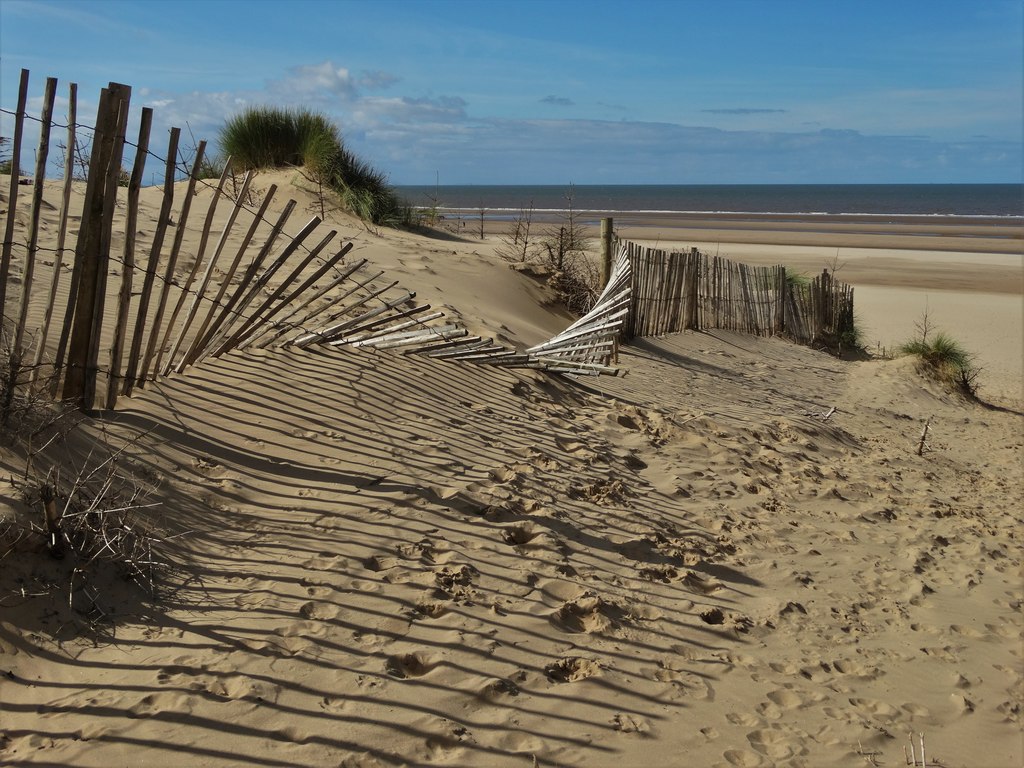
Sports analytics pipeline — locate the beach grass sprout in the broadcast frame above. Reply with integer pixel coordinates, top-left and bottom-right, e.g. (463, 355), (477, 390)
(899, 322), (979, 398)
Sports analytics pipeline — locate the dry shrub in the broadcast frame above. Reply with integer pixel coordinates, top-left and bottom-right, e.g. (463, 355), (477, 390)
(1, 335), (169, 631)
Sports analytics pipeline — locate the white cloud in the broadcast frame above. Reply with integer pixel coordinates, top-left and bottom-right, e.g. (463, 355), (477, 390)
(270, 61), (358, 100)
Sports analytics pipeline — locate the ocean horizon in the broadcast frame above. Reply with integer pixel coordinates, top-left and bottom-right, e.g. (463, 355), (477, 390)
(392, 183), (1022, 219)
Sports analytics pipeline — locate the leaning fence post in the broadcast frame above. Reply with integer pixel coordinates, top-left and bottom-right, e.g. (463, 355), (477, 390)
(599, 217), (613, 288)
(0, 68), (30, 330)
(31, 82), (78, 388)
(105, 106), (152, 410)
(8, 76), (57, 394)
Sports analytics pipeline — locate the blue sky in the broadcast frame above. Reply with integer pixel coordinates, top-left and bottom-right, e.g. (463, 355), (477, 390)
(1, 0), (1021, 184)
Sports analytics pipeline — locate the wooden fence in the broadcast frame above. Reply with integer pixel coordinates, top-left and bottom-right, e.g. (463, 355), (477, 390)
(1, 70), (856, 417)
(619, 240), (855, 347)
(0, 70), (631, 415)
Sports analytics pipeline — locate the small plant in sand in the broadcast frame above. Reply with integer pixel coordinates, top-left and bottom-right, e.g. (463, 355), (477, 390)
(838, 314), (867, 354)
(495, 201), (539, 262)
(785, 267), (810, 289)
(541, 185), (600, 315)
(0, 135), (11, 174)
(899, 308), (979, 398)
(1, 339), (168, 630)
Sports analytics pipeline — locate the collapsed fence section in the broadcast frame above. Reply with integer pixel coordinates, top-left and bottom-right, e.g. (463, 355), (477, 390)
(1, 69), (634, 416)
(620, 240), (855, 349)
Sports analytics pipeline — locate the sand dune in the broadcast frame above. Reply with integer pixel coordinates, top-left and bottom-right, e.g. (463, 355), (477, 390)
(1, 172), (1021, 767)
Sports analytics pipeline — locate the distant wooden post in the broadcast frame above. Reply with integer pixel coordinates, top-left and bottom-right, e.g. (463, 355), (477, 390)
(599, 217), (613, 288)
(774, 265), (786, 335)
(684, 248), (700, 330)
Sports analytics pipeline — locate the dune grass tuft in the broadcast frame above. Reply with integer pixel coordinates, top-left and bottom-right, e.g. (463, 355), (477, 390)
(899, 329), (979, 397)
(219, 107), (404, 225)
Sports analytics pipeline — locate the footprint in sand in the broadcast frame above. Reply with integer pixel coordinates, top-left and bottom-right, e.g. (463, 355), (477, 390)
(433, 564), (477, 601)
(300, 578), (331, 598)
(299, 601), (339, 621)
(320, 695), (350, 712)
(550, 593), (620, 634)
(303, 552), (346, 571)
(544, 656), (602, 683)
(766, 687), (824, 710)
(478, 677), (521, 700)
(363, 554), (400, 572)
(721, 748), (768, 767)
(234, 578), (273, 608)
(500, 523), (544, 548)
(745, 727), (807, 761)
(128, 692), (193, 719)
(611, 713), (651, 734)
(385, 651), (438, 679)
(848, 696), (901, 719)
(653, 663), (714, 700)
(414, 598), (449, 619)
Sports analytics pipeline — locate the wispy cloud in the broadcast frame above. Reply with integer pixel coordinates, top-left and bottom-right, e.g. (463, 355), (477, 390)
(358, 70), (400, 90)
(702, 108), (788, 115)
(540, 95), (574, 107)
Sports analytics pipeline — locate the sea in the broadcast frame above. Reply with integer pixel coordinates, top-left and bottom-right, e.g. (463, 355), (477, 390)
(392, 184), (1022, 219)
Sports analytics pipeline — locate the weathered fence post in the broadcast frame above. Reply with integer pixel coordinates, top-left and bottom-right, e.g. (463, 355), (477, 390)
(31, 82), (78, 387)
(0, 68), (30, 330)
(105, 106), (152, 410)
(684, 248), (700, 330)
(5, 76), (57, 408)
(62, 82), (131, 409)
(774, 265), (786, 335)
(600, 217), (613, 288)
(121, 126), (180, 397)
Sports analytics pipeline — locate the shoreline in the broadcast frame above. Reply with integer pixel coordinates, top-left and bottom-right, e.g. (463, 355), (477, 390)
(461, 210), (1024, 254)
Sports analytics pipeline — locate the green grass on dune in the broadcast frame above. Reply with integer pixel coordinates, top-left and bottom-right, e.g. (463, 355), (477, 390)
(219, 107), (406, 226)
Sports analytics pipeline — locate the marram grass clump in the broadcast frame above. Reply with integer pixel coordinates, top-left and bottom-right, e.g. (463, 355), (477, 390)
(219, 107), (405, 226)
(899, 330), (979, 398)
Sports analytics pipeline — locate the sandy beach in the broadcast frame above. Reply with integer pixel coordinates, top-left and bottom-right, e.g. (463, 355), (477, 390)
(1, 171), (1022, 767)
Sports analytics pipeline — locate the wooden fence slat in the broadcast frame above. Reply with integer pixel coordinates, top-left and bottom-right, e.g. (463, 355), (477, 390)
(216, 228), (339, 354)
(285, 269), (387, 347)
(154, 159), (233, 376)
(0, 68), (30, 329)
(82, 83), (132, 410)
(31, 82), (77, 387)
(121, 127), (180, 396)
(105, 106), (152, 410)
(290, 278), (402, 349)
(238, 241), (354, 351)
(182, 183), (278, 366)
(250, 255), (367, 349)
(206, 213), (321, 357)
(340, 307), (441, 345)
(7, 75), (57, 407)
(163, 168), (251, 375)
(191, 199), (296, 362)
(61, 83), (123, 406)
(136, 140), (208, 386)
